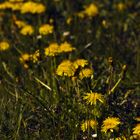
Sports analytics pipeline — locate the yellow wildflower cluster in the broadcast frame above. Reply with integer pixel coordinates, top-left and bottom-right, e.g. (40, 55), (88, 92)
(39, 24), (54, 35)
(83, 92), (104, 105)
(0, 1), (46, 14)
(56, 59), (93, 78)
(19, 50), (40, 68)
(81, 119), (98, 132)
(77, 3), (98, 18)
(20, 2), (46, 14)
(30, 50), (40, 63)
(0, 41), (10, 51)
(101, 117), (121, 133)
(44, 42), (75, 56)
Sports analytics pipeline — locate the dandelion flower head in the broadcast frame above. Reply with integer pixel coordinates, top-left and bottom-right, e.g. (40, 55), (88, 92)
(83, 92), (104, 105)
(59, 42), (76, 53)
(81, 119), (98, 132)
(0, 41), (10, 51)
(44, 43), (59, 56)
(30, 50), (40, 63)
(20, 25), (34, 35)
(79, 68), (93, 79)
(56, 60), (76, 77)
(133, 123), (140, 136)
(73, 59), (88, 69)
(20, 1), (46, 14)
(39, 24), (54, 35)
(101, 117), (121, 133)
(84, 3), (98, 17)
(14, 20), (27, 28)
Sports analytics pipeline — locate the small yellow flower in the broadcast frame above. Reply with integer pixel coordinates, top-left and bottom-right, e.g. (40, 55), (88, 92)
(0, 41), (10, 51)
(102, 20), (109, 28)
(15, 20), (27, 28)
(30, 50), (40, 63)
(79, 68), (93, 79)
(66, 17), (72, 24)
(101, 117), (121, 133)
(44, 43), (59, 56)
(76, 11), (85, 18)
(117, 3), (126, 11)
(19, 53), (30, 69)
(19, 53), (30, 63)
(20, 2), (46, 14)
(84, 3), (98, 17)
(115, 136), (127, 140)
(73, 59), (88, 69)
(10, 2), (22, 11)
(0, 2), (12, 10)
(81, 119), (98, 132)
(56, 60), (76, 77)
(83, 92), (104, 105)
(20, 25), (34, 35)
(59, 42), (76, 53)
(39, 24), (54, 35)
(133, 123), (140, 136)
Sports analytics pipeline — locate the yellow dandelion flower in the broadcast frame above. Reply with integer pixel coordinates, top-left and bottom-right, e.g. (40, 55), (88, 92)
(0, 1), (22, 11)
(73, 59), (88, 69)
(30, 50), (40, 63)
(0, 2), (12, 10)
(59, 42), (76, 53)
(44, 43), (59, 56)
(10, 2), (22, 11)
(83, 92), (104, 105)
(19, 53), (30, 63)
(101, 117), (121, 133)
(79, 68), (93, 79)
(15, 20), (27, 28)
(102, 20), (109, 28)
(66, 17), (72, 24)
(39, 24), (53, 35)
(117, 3), (126, 11)
(133, 123), (140, 136)
(20, 25), (34, 35)
(76, 11), (85, 18)
(115, 136), (127, 140)
(20, 2), (46, 14)
(81, 119), (98, 132)
(0, 41), (10, 51)
(56, 60), (76, 77)
(84, 3), (98, 17)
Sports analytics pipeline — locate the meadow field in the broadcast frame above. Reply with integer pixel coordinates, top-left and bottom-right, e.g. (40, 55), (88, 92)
(0, 0), (140, 139)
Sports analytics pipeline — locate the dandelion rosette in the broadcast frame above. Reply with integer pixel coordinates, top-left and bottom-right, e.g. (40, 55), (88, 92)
(83, 92), (104, 105)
